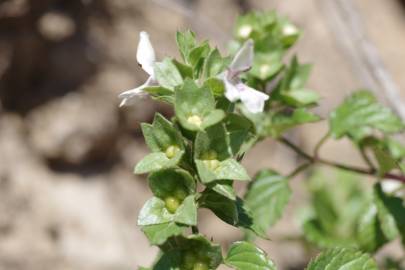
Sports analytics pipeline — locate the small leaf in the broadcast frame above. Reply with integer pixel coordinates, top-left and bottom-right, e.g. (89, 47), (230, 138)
(203, 48), (227, 78)
(176, 30), (197, 63)
(141, 222), (185, 245)
(195, 158), (250, 184)
(141, 113), (184, 153)
(138, 197), (173, 226)
(154, 58), (183, 89)
(245, 170), (291, 232)
(330, 90), (404, 140)
(148, 169), (196, 199)
(250, 51), (284, 80)
(306, 247), (379, 270)
(134, 151), (183, 174)
(174, 195), (198, 226)
(225, 241), (276, 270)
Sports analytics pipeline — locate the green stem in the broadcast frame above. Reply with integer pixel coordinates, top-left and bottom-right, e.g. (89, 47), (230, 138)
(280, 136), (405, 183)
(287, 162), (313, 179)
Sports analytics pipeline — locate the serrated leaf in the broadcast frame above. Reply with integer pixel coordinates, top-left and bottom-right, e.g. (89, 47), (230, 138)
(199, 189), (238, 225)
(245, 170), (291, 232)
(306, 247), (379, 270)
(141, 222), (185, 245)
(154, 59), (183, 89)
(330, 90), (404, 140)
(235, 197), (267, 238)
(225, 241), (276, 270)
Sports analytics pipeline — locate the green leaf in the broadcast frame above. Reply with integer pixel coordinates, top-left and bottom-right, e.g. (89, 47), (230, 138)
(141, 113), (184, 153)
(245, 170), (291, 232)
(203, 48), (227, 78)
(306, 247), (379, 270)
(204, 78), (225, 97)
(134, 151), (184, 174)
(160, 234), (223, 270)
(199, 189), (238, 225)
(175, 79), (225, 131)
(148, 169), (196, 199)
(302, 170), (369, 249)
(224, 113), (255, 156)
(138, 197), (173, 226)
(141, 222), (185, 245)
(189, 41), (210, 68)
(356, 203), (388, 253)
(137, 195), (197, 226)
(209, 180), (236, 201)
(374, 183), (405, 244)
(194, 124), (232, 161)
(225, 241), (276, 270)
(272, 56), (318, 107)
(330, 90), (404, 140)
(235, 197), (267, 238)
(267, 108), (320, 138)
(195, 158), (250, 184)
(176, 30), (197, 63)
(174, 195), (198, 226)
(250, 51), (284, 80)
(280, 89), (320, 106)
(154, 58), (183, 89)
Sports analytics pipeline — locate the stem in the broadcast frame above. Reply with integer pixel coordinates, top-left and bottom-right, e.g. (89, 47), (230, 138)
(279, 136), (405, 183)
(359, 147), (375, 170)
(287, 162), (313, 179)
(313, 132), (330, 159)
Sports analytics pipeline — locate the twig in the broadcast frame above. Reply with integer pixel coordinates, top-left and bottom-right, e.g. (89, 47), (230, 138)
(280, 136), (405, 183)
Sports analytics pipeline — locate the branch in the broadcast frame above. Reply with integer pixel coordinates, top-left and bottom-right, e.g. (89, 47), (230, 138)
(280, 137), (405, 183)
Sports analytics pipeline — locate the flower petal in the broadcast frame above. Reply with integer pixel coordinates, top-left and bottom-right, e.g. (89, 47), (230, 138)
(137, 31), (156, 78)
(223, 75), (241, 102)
(118, 77), (154, 107)
(238, 83), (269, 113)
(229, 39), (254, 74)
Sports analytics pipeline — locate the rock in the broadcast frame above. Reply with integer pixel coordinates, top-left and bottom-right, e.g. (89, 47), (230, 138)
(27, 88), (119, 167)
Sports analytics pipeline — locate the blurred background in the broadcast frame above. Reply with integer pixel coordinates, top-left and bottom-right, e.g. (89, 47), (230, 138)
(0, 0), (405, 269)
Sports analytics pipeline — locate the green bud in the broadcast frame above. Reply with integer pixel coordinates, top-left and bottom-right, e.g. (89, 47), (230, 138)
(203, 159), (220, 171)
(174, 188), (188, 201)
(164, 196), (180, 213)
(187, 115), (203, 127)
(201, 150), (217, 160)
(165, 145), (180, 159)
(183, 251), (197, 269)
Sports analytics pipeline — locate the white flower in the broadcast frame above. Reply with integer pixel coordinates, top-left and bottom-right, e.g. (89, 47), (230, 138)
(119, 31), (156, 107)
(221, 40), (269, 113)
